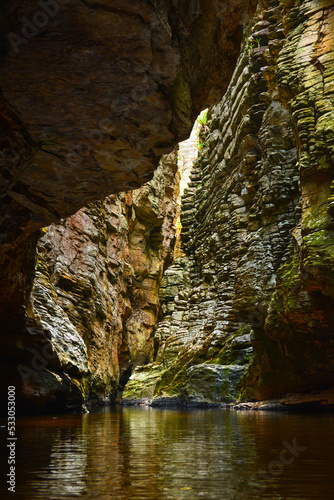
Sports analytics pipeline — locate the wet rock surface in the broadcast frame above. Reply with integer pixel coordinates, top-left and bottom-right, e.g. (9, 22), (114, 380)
(233, 386), (334, 411)
(9, 154), (178, 412)
(0, 0), (256, 345)
(124, 0), (334, 408)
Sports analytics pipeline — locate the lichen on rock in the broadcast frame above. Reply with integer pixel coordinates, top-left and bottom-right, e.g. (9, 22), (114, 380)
(123, 0), (301, 406)
(3, 0), (334, 412)
(21, 152), (178, 412)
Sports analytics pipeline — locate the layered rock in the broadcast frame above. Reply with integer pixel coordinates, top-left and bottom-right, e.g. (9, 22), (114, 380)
(0, 0), (257, 412)
(123, 0), (301, 405)
(11, 153), (178, 412)
(4, 0), (334, 411)
(0, 0), (256, 336)
(247, 0), (334, 398)
(125, 0), (334, 407)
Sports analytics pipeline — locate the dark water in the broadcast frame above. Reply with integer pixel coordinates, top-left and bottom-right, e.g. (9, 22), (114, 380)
(1, 406), (334, 499)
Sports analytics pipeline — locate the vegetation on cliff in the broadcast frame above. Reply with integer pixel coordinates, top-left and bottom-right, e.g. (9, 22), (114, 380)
(2, 0), (334, 412)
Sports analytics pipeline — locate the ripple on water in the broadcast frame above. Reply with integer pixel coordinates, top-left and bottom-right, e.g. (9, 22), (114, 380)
(1, 407), (334, 500)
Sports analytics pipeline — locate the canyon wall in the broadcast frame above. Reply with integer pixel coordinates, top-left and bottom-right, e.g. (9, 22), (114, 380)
(3, 0), (334, 412)
(0, 0), (254, 336)
(13, 154), (177, 412)
(0, 0), (256, 412)
(248, 0), (334, 400)
(124, 0), (334, 408)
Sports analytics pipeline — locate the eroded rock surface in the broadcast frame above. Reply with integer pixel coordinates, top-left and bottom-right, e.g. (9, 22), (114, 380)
(0, 0), (257, 411)
(0, 0), (255, 333)
(247, 0), (334, 398)
(4, 0), (334, 411)
(124, 0), (299, 405)
(125, 0), (334, 406)
(11, 153), (178, 412)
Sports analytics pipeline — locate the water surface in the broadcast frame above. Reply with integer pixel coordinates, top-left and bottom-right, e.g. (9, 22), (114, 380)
(1, 406), (334, 499)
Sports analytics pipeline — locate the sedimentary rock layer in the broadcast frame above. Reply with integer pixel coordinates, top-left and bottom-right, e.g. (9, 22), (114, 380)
(0, 0), (255, 332)
(4, 0), (334, 411)
(124, 0), (300, 405)
(247, 0), (334, 398)
(125, 0), (334, 405)
(0, 0), (256, 411)
(14, 154), (177, 411)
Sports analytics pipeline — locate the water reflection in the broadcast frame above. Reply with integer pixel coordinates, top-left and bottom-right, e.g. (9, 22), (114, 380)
(1, 407), (334, 499)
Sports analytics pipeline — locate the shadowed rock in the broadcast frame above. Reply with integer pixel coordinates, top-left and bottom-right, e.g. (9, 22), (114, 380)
(0, 0), (256, 335)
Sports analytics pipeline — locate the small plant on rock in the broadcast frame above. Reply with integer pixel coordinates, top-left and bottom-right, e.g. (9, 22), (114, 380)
(244, 36), (254, 54)
(196, 110), (208, 127)
(255, 37), (261, 48)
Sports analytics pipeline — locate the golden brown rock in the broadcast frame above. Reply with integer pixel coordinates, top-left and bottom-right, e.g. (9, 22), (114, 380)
(0, 0), (257, 410)
(0, 0), (256, 343)
(16, 153), (178, 411)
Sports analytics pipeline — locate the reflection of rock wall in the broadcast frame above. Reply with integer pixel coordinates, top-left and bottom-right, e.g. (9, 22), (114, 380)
(14, 409), (262, 499)
(20, 152), (178, 411)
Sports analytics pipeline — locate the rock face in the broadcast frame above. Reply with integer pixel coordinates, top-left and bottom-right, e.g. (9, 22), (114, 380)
(124, 0), (334, 406)
(0, 0), (257, 411)
(15, 153), (178, 411)
(3, 0), (334, 412)
(0, 0), (255, 335)
(247, 0), (334, 398)
(123, 0), (298, 405)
